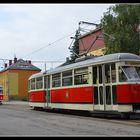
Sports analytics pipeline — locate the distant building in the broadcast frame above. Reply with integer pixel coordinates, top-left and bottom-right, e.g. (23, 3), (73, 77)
(0, 57), (41, 101)
(78, 27), (105, 56)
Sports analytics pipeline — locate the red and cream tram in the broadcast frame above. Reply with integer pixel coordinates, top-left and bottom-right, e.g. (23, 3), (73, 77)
(0, 85), (3, 104)
(28, 53), (140, 118)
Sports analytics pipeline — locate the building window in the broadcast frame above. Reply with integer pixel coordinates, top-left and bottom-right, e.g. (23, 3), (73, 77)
(20, 65), (29, 68)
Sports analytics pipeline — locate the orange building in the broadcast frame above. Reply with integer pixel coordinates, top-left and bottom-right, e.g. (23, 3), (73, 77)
(0, 57), (41, 101)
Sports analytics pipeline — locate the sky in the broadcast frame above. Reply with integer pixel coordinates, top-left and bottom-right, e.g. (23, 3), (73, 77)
(0, 3), (115, 71)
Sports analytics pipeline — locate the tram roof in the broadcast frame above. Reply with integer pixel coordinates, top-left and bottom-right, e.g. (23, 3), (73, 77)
(29, 53), (140, 79)
(29, 72), (44, 79)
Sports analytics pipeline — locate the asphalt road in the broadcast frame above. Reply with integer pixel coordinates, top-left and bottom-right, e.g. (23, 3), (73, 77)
(0, 101), (140, 136)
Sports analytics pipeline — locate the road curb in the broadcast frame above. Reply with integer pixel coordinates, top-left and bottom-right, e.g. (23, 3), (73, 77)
(2, 101), (29, 105)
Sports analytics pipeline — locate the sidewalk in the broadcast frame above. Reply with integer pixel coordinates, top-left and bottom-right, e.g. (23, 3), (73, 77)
(2, 100), (29, 105)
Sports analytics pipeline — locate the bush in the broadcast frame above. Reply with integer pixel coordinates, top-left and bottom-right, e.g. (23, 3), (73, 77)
(9, 95), (28, 101)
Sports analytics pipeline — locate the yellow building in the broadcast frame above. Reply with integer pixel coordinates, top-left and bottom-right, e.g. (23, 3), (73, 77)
(0, 57), (41, 101)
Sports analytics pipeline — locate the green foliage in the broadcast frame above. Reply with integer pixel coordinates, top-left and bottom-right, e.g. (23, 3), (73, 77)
(101, 4), (140, 55)
(70, 30), (80, 62)
(9, 95), (28, 101)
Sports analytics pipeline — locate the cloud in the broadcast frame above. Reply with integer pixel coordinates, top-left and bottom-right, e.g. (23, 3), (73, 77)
(0, 4), (113, 71)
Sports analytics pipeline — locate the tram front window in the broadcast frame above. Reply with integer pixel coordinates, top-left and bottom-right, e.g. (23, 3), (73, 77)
(119, 66), (140, 82)
(136, 67), (140, 78)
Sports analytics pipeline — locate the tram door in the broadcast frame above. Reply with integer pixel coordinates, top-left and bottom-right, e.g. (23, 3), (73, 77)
(45, 75), (51, 108)
(93, 64), (117, 111)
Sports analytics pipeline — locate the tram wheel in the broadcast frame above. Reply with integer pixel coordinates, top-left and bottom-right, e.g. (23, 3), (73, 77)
(121, 113), (131, 119)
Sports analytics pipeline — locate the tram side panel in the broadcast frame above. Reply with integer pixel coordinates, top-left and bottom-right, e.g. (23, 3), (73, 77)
(51, 86), (93, 103)
(50, 86), (94, 111)
(116, 84), (140, 112)
(29, 86), (94, 111)
(0, 94), (3, 103)
(0, 87), (3, 104)
(117, 84), (140, 103)
(29, 90), (46, 108)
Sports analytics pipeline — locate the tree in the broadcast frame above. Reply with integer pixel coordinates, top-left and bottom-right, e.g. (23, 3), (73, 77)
(60, 30), (80, 67)
(69, 30), (80, 63)
(101, 4), (140, 55)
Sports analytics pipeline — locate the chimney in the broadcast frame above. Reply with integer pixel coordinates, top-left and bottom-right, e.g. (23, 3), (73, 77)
(66, 57), (69, 62)
(28, 60), (31, 64)
(14, 56), (17, 63)
(4, 63), (7, 68)
(9, 60), (12, 66)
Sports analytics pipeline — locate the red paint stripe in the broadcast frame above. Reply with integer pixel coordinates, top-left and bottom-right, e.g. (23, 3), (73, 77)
(51, 86), (93, 103)
(117, 84), (140, 103)
(29, 90), (46, 102)
(0, 95), (3, 101)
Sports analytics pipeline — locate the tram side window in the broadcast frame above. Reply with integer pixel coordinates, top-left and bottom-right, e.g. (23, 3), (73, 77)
(106, 86), (111, 105)
(52, 73), (61, 88)
(94, 87), (98, 104)
(62, 71), (72, 86)
(111, 63), (116, 83)
(74, 67), (89, 85)
(30, 79), (35, 90)
(99, 87), (103, 105)
(105, 64), (110, 83)
(99, 66), (102, 84)
(36, 77), (43, 89)
(136, 67), (140, 78)
(112, 85), (117, 104)
(93, 66), (98, 84)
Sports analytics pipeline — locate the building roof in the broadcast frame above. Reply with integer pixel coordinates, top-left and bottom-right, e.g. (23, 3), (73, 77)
(0, 59), (41, 72)
(78, 27), (102, 39)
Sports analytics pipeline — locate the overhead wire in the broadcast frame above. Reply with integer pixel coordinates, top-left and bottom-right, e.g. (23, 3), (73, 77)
(21, 31), (76, 59)
(22, 19), (100, 59)
(0, 19), (101, 70)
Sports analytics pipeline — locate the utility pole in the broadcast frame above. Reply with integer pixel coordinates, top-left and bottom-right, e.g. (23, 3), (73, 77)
(44, 62), (46, 72)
